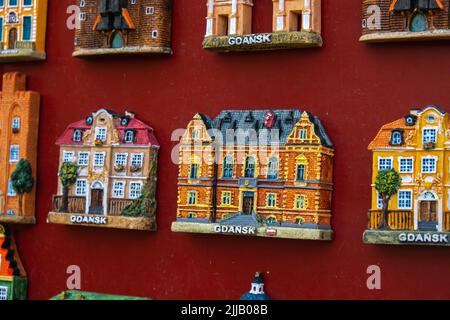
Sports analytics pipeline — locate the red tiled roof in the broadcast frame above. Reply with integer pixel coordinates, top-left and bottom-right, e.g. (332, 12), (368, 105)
(368, 118), (415, 150)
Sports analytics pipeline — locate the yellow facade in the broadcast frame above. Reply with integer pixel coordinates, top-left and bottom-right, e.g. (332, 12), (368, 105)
(369, 105), (450, 232)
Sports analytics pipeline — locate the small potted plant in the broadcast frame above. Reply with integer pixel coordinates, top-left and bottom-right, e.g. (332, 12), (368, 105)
(95, 138), (104, 146)
(130, 165), (142, 173)
(114, 165), (125, 172)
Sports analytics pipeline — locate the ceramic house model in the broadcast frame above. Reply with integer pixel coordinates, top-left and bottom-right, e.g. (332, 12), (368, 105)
(240, 272), (271, 300)
(171, 109), (334, 240)
(73, 0), (172, 57)
(203, 0), (322, 52)
(364, 105), (450, 246)
(0, 0), (47, 62)
(47, 109), (159, 231)
(0, 72), (40, 225)
(360, 0), (450, 42)
(0, 225), (27, 300)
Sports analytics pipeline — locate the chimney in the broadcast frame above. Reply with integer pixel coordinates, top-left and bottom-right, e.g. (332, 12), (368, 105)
(2, 72), (26, 94)
(125, 111), (135, 118)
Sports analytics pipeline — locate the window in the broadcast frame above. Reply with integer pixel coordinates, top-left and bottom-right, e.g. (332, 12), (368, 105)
(191, 128), (200, 140)
(267, 217), (277, 224)
(266, 193), (276, 207)
(131, 153), (143, 167)
(63, 151), (74, 163)
(190, 163), (199, 179)
(295, 195), (307, 209)
(267, 157), (278, 180)
(187, 212), (196, 218)
(223, 156), (233, 178)
(9, 0), (17, 6)
(23, 0), (32, 5)
(129, 182), (143, 199)
(296, 164), (305, 181)
(399, 158), (413, 173)
(221, 191), (231, 205)
(187, 191), (197, 205)
(73, 129), (83, 142)
(151, 30), (158, 38)
(78, 152), (89, 166)
(80, 0), (85, 7)
(377, 192), (383, 209)
(94, 127), (107, 141)
(93, 152), (105, 166)
(298, 128), (307, 140)
(75, 180), (86, 196)
(0, 286), (8, 300)
(9, 145), (19, 162)
(12, 117), (20, 129)
(244, 157), (255, 178)
(145, 6), (155, 14)
(422, 157), (436, 173)
(79, 12), (87, 21)
(378, 157), (393, 171)
(113, 181), (125, 198)
(391, 131), (402, 145)
(398, 190), (412, 209)
(423, 128), (437, 144)
(0, 18), (3, 42)
(7, 178), (16, 196)
(114, 153), (128, 167)
(124, 130), (134, 143)
(22, 16), (32, 41)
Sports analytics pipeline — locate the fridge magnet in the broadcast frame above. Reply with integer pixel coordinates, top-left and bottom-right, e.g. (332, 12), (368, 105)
(171, 109), (334, 240)
(0, 224), (27, 300)
(202, 0), (322, 52)
(73, 0), (173, 57)
(240, 272), (271, 300)
(360, 0), (450, 42)
(364, 105), (450, 246)
(47, 109), (159, 231)
(0, 72), (40, 225)
(50, 290), (151, 300)
(0, 0), (48, 62)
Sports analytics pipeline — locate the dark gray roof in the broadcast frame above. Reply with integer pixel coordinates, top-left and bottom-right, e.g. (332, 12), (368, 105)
(198, 109), (333, 148)
(393, 0), (442, 12)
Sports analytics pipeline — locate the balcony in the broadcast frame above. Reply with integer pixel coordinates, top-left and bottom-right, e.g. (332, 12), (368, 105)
(368, 210), (414, 230)
(1, 41), (36, 51)
(52, 196), (133, 215)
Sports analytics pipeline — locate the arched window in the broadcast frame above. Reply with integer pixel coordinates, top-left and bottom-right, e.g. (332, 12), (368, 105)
(110, 31), (123, 48)
(244, 157), (255, 178)
(410, 12), (428, 32)
(296, 164), (306, 181)
(73, 129), (83, 142)
(267, 157), (278, 180)
(391, 131), (402, 145)
(124, 130), (134, 143)
(189, 157), (200, 179)
(267, 216), (277, 224)
(223, 156), (233, 178)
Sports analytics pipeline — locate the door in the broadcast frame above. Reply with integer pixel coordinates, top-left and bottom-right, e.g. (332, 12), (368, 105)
(242, 192), (254, 215)
(419, 200), (438, 231)
(8, 28), (17, 49)
(89, 189), (104, 214)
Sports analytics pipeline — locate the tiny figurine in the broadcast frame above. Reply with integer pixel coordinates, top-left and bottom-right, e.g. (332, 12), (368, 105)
(171, 109), (334, 240)
(0, 72), (40, 225)
(360, 0), (450, 42)
(0, 224), (27, 300)
(47, 109), (159, 231)
(240, 272), (271, 300)
(50, 290), (151, 300)
(0, 0), (48, 62)
(203, 0), (322, 52)
(364, 105), (450, 246)
(73, 0), (173, 57)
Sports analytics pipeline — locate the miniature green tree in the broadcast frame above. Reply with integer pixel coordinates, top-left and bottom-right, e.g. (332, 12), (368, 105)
(11, 159), (34, 216)
(59, 162), (79, 212)
(375, 169), (401, 230)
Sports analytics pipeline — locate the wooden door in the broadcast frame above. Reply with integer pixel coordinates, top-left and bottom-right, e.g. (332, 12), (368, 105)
(420, 201), (437, 223)
(89, 189), (104, 214)
(242, 194), (254, 215)
(8, 28), (17, 49)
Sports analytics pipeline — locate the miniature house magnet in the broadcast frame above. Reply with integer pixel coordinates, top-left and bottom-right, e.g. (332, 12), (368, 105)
(360, 0), (450, 42)
(73, 0), (173, 57)
(0, 224), (27, 300)
(364, 105), (450, 246)
(240, 272), (271, 300)
(203, 0), (322, 52)
(0, 72), (40, 225)
(47, 109), (159, 231)
(0, 0), (48, 62)
(171, 109), (334, 240)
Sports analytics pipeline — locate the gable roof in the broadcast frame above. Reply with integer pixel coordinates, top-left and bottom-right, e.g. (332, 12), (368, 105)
(0, 225), (25, 278)
(196, 109), (333, 148)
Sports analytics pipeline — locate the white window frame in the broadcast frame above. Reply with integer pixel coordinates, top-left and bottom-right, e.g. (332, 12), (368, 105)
(112, 181), (125, 198)
(7, 178), (16, 196)
(130, 153), (144, 167)
(298, 128), (307, 139)
(422, 127), (437, 144)
(77, 152), (89, 166)
(62, 151), (75, 163)
(145, 6), (155, 14)
(187, 191), (198, 205)
(114, 153), (128, 167)
(124, 130), (134, 143)
(391, 131), (402, 145)
(151, 30), (158, 38)
(22, 15), (32, 41)
(93, 152), (106, 167)
(0, 286), (8, 300)
(129, 181), (143, 199)
(421, 156), (437, 174)
(377, 157), (393, 171)
(12, 117), (20, 129)
(94, 126), (107, 141)
(80, 0), (85, 7)
(398, 190), (412, 210)
(398, 157), (414, 173)
(75, 179), (87, 196)
(266, 193), (276, 208)
(9, 145), (19, 162)
(222, 191), (231, 205)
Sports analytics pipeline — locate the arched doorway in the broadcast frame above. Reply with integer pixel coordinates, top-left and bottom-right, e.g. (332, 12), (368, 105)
(8, 28), (17, 49)
(410, 12), (428, 32)
(110, 31), (123, 48)
(89, 181), (104, 214)
(418, 191), (438, 231)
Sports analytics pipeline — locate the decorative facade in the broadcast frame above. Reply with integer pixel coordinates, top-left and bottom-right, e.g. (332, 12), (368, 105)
(360, 0), (450, 42)
(171, 109), (334, 240)
(0, 0), (47, 61)
(364, 105), (450, 246)
(73, 0), (172, 57)
(0, 72), (40, 225)
(47, 109), (159, 231)
(0, 224), (27, 300)
(202, 0), (322, 52)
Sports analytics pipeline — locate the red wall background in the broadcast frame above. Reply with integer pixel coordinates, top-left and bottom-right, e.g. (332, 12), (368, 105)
(5, 0), (450, 300)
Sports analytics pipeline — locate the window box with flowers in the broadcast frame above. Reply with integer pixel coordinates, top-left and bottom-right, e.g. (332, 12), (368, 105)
(94, 139), (104, 146)
(130, 165), (142, 173)
(423, 141), (436, 150)
(114, 165), (125, 172)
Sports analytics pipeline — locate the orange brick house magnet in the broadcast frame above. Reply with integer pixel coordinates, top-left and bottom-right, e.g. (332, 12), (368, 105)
(73, 0), (173, 57)
(171, 109), (334, 240)
(0, 72), (40, 225)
